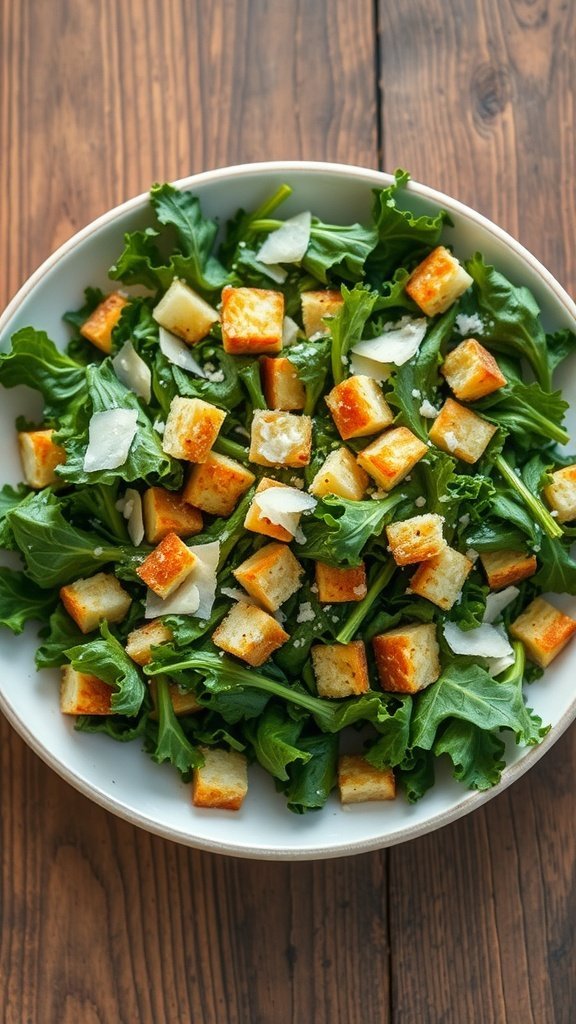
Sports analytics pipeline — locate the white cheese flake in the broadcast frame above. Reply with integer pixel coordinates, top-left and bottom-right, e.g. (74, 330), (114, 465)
(112, 340), (152, 402)
(415, 495), (426, 508)
(443, 430), (459, 452)
(158, 327), (206, 376)
(253, 486), (316, 536)
(282, 316), (300, 347)
(350, 317), (428, 381)
(256, 211), (312, 265)
(296, 601), (315, 624)
(483, 586), (520, 623)
(144, 540), (220, 620)
(123, 487), (145, 546)
(443, 621), (513, 659)
(83, 409), (138, 472)
(455, 312), (484, 336)
(419, 399), (440, 418)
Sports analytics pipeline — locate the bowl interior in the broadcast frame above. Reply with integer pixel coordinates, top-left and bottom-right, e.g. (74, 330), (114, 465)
(1, 162), (575, 859)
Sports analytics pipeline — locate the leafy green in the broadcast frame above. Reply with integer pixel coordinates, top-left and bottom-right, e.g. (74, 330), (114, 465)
(65, 622), (146, 717)
(533, 535), (576, 594)
(466, 253), (553, 391)
(56, 360), (182, 488)
(110, 182), (230, 296)
(296, 491), (411, 567)
(149, 676), (203, 773)
(247, 704), (311, 781)
(302, 220), (378, 283)
(433, 721), (506, 791)
(8, 490), (126, 588)
(286, 337), (331, 415)
(279, 733), (338, 813)
(0, 483), (30, 548)
(478, 379), (569, 446)
(35, 603), (89, 668)
(387, 307), (456, 439)
(0, 328), (86, 418)
(368, 169), (448, 280)
(0, 567), (57, 634)
(329, 284), (379, 385)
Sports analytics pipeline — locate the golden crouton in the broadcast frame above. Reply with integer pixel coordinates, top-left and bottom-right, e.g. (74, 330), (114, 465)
(148, 678), (201, 718)
(301, 289), (344, 338)
(244, 478), (298, 542)
(409, 546), (473, 610)
(60, 572), (132, 634)
(182, 451), (255, 517)
(142, 486), (203, 544)
(441, 338), (507, 401)
(18, 429), (66, 489)
(79, 291), (129, 353)
(325, 375), (394, 440)
(315, 562), (367, 603)
(221, 285), (284, 354)
(543, 465), (576, 523)
(60, 666), (113, 716)
(386, 513), (446, 566)
(212, 602), (289, 667)
(372, 622), (441, 693)
(510, 596), (576, 668)
(357, 427), (428, 491)
(233, 542), (304, 612)
(162, 396), (226, 463)
(406, 245), (473, 317)
(479, 549), (538, 591)
(136, 532), (197, 599)
(260, 356), (306, 411)
(152, 278), (219, 344)
(309, 447), (369, 501)
(311, 641), (370, 698)
(428, 398), (497, 464)
(337, 755), (396, 804)
(125, 619), (174, 666)
(192, 747), (248, 810)
(249, 410), (312, 467)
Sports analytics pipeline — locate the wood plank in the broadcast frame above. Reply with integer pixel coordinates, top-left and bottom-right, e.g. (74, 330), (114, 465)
(380, 0), (576, 1020)
(0, 1), (383, 1022)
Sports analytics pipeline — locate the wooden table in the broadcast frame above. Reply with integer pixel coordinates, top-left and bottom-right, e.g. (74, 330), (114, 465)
(1, 2), (575, 1020)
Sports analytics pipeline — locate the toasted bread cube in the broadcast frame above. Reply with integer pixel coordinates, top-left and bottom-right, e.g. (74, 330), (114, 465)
(212, 601), (289, 666)
(79, 291), (129, 353)
(309, 446), (369, 501)
(182, 452), (255, 517)
(192, 747), (248, 810)
(428, 398), (497, 464)
(311, 641), (370, 698)
(162, 396), (226, 462)
(441, 338), (507, 401)
(372, 623), (440, 693)
(18, 429), (66, 488)
(410, 546), (473, 610)
(60, 666), (113, 716)
(260, 356), (306, 411)
(543, 465), (576, 523)
(357, 427), (428, 491)
(60, 572), (132, 634)
(152, 278), (219, 344)
(301, 289), (344, 338)
(143, 486), (203, 544)
(136, 532), (197, 598)
(125, 619), (174, 666)
(233, 542), (304, 612)
(221, 285), (284, 354)
(479, 549), (538, 591)
(244, 478), (297, 541)
(406, 245), (473, 317)
(315, 562), (367, 603)
(338, 755), (396, 804)
(510, 596), (576, 668)
(148, 678), (201, 718)
(249, 410), (312, 467)
(325, 376), (394, 440)
(386, 513), (446, 566)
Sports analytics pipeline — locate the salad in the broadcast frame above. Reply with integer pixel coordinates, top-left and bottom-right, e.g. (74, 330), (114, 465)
(1, 169), (576, 814)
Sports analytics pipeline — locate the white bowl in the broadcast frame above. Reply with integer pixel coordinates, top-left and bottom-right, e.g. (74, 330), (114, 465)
(1, 161), (575, 860)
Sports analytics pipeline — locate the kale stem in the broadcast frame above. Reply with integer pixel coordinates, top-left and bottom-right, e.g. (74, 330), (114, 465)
(249, 218), (283, 233)
(495, 454), (563, 540)
(213, 436), (250, 463)
(250, 185), (293, 222)
(336, 559), (396, 644)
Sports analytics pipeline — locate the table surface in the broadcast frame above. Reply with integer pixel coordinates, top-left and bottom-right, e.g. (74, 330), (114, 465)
(1, 1), (575, 1021)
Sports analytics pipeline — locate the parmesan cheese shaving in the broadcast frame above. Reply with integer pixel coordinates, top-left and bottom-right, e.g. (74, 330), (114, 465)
(158, 327), (206, 376)
(112, 340), (152, 402)
(253, 486), (316, 535)
(282, 315), (300, 347)
(123, 488), (144, 546)
(351, 317), (428, 374)
(443, 621), (513, 659)
(256, 211), (312, 265)
(483, 586), (520, 624)
(144, 540), (220, 620)
(83, 409), (138, 472)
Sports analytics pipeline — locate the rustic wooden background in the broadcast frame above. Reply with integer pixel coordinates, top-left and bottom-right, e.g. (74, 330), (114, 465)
(1, 0), (575, 1021)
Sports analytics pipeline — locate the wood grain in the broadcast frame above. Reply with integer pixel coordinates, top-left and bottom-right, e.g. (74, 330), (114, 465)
(1, 0), (575, 1021)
